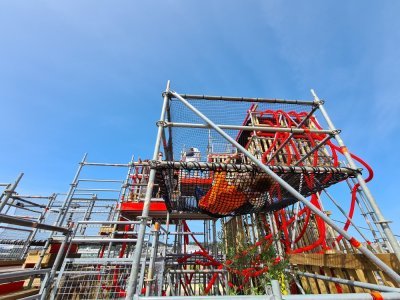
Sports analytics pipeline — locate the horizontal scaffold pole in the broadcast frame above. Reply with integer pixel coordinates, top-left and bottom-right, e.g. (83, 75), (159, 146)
(172, 93), (316, 105)
(82, 162), (131, 167)
(0, 269), (50, 284)
(168, 269), (226, 273)
(77, 220), (142, 224)
(138, 293), (400, 300)
(149, 160), (358, 175)
(0, 214), (68, 233)
(164, 121), (335, 134)
(294, 269), (400, 293)
(71, 238), (138, 243)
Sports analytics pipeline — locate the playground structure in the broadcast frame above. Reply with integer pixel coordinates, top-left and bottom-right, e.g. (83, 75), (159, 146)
(0, 81), (399, 299)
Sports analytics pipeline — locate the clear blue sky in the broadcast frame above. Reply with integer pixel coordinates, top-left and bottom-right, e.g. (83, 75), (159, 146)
(0, 2), (399, 233)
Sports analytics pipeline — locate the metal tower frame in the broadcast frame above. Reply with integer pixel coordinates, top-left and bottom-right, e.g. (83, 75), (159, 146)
(126, 81), (400, 297)
(0, 81), (398, 300)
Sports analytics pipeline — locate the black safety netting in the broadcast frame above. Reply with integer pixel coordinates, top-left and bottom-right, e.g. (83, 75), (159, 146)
(165, 97), (316, 161)
(153, 161), (359, 217)
(156, 96), (356, 216)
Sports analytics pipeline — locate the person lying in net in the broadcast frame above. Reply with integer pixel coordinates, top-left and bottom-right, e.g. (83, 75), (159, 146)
(196, 154), (272, 215)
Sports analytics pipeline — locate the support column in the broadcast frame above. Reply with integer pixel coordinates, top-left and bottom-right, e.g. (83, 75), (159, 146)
(312, 89), (400, 261)
(145, 222), (160, 296)
(40, 224), (73, 300)
(125, 80), (170, 299)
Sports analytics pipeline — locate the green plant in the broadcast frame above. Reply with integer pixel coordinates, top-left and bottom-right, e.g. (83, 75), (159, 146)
(224, 236), (289, 294)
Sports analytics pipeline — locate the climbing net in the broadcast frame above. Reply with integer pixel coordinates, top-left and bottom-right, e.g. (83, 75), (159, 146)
(166, 97), (316, 160)
(158, 97), (362, 216)
(153, 161), (358, 217)
(162, 95), (381, 295)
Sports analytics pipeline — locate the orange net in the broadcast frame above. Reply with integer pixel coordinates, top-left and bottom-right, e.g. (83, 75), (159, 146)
(198, 172), (247, 215)
(153, 161), (358, 217)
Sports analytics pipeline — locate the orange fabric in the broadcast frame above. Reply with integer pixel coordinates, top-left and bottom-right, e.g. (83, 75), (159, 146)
(199, 172), (247, 214)
(370, 291), (383, 300)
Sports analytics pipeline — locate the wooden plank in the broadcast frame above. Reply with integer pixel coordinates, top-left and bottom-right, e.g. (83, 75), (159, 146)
(311, 266), (327, 294)
(261, 139), (269, 157)
(324, 214), (343, 252)
(378, 270), (398, 288)
(306, 215), (324, 253)
(296, 215), (308, 251)
(242, 215), (252, 245)
(297, 266), (311, 294)
(0, 261), (23, 267)
(345, 269), (365, 293)
(289, 253), (400, 273)
(299, 217), (312, 251)
(304, 265), (319, 294)
(299, 139), (312, 166)
(235, 216), (245, 250)
(364, 270), (380, 286)
(333, 268), (351, 293)
(23, 252), (55, 268)
(0, 288), (38, 300)
(341, 238), (352, 253)
(322, 267), (339, 294)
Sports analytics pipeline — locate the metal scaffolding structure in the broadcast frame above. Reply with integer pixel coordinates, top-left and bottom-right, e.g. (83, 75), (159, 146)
(0, 81), (399, 299)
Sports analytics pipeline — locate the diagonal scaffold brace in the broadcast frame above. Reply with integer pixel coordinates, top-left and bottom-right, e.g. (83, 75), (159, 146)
(168, 89), (400, 285)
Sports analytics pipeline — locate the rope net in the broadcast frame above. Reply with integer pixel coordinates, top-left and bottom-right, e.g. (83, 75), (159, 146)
(153, 161), (358, 216)
(166, 98), (316, 161)
(156, 96), (361, 216)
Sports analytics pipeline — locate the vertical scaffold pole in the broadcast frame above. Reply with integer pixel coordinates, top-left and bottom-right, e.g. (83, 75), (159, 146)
(40, 224), (73, 300)
(0, 173), (24, 213)
(80, 194), (96, 235)
(106, 156), (135, 257)
(145, 222), (160, 296)
(125, 80), (170, 299)
(271, 279), (283, 300)
(33, 154), (86, 276)
(311, 89), (400, 261)
(22, 193), (57, 259)
(170, 90), (400, 284)
(57, 153), (88, 227)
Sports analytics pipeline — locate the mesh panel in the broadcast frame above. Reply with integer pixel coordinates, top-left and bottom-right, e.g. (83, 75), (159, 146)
(166, 98), (315, 161)
(0, 196), (52, 260)
(55, 259), (132, 300)
(0, 226), (29, 260)
(154, 161), (358, 217)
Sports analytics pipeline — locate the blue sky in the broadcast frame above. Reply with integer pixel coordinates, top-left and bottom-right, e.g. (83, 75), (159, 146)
(0, 1), (399, 233)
